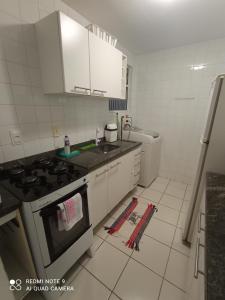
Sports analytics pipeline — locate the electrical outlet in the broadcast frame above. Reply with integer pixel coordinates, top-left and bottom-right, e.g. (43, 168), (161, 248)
(9, 129), (22, 145)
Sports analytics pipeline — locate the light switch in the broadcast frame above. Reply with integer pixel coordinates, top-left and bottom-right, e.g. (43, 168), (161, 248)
(9, 129), (22, 145)
(52, 126), (61, 137)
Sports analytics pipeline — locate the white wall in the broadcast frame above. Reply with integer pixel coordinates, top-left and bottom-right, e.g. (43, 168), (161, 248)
(0, 0), (118, 163)
(133, 38), (225, 183)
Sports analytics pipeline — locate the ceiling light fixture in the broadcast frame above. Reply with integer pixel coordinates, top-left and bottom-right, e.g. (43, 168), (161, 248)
(190, 64), (206, 71)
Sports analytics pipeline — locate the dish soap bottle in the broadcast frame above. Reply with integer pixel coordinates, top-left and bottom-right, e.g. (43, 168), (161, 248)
(64, 135), (70, 155)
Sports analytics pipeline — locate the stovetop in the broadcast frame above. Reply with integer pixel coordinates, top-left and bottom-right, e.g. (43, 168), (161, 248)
(0, 154), (88, 202)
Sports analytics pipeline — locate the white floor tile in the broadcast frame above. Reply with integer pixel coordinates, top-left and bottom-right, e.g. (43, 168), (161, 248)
(177, 213), (187, 229)
(184, 187), (192, 201)
(85, 242), (129, 290)
(160, 194), (183, 211)
(132, 235), (170, 276)
(159, 280), (186, 300)
(154, 177), (170, 185)
(172, 228), (190, 257)
(134, 186), (144, 196)
(168, 181), (187, 191)
(141, 188), (162, 203)
(165, 186), (186, 199)
(114, 259), (162, 300)
(119, 220), (136, 237)
(150, 181), (168, 193)
(138, 196), (158, 206)
(105, 231), (133, 256)
(92, 235), (104, 252)
(60, 268), (111, 300)
(165, 249), (189, 291)
(110, 203), (127, 220)
(154, 204), (179, 226)
(109, 293), (120, 300)
(132, 201), (149, 216)
(181, 201), (190, 214)
(95, 217), (115, 239)
(121, 194), (136, 206)
(144, 218), (176, 246)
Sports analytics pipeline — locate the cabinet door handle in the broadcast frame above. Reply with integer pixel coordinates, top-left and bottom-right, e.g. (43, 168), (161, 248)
(75, 86), (91, 91)
(96, 169), (108, 178)
(91, 89), (107, 97)
(198, 212), (205, 233)
(93, 89), (107, 93)
(194, 237), (205, 279)
(72, 86), (91, 94)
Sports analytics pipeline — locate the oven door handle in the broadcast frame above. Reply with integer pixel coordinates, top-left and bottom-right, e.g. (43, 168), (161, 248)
(40, 206), (60, 217)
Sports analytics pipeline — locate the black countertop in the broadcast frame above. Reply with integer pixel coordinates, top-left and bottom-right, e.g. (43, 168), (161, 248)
(206, 172), (225, 300)
(66, 140), (142, 171)
(0, 185), (21, 218)
(0, 139), (141, 217)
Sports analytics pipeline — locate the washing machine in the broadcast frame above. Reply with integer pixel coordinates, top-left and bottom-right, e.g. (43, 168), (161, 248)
(123, 128), (161, 187)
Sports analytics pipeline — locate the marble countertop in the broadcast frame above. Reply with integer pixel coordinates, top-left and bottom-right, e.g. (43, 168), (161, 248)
(206, 172), (225, 300)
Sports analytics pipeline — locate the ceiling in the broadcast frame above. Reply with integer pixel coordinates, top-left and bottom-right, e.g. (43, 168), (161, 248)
(64, 0), (225, 54)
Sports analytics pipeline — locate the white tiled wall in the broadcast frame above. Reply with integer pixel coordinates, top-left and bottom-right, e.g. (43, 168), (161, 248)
(0, 0), (114, 163)
(133, 39), (225, 183)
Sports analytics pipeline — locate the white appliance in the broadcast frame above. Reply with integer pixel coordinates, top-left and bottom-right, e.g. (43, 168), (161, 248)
(184, 74), (225, 243)
(105, 123), (118, 142)
(123, 128), (161, 187)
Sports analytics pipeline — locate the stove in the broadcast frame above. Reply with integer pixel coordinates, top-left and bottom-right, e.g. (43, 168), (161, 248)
(0, 155), (88, 202)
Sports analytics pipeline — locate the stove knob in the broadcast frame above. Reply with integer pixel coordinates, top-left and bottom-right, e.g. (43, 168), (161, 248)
(68, 165), (74, 173)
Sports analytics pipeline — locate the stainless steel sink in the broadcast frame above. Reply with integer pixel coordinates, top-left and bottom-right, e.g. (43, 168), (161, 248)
(89, 144), (119, 154)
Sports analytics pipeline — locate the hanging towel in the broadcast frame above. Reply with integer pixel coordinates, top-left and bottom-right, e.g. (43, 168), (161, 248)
(57, 203), (66, 231)
(57, 193), (83, 231)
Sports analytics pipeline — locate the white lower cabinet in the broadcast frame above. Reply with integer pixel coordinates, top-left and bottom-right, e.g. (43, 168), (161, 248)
(88, 147), (141, 228)
(108, 158), (124, 210)
(88, 165), (109, 228)
(186, 191), (205, 300)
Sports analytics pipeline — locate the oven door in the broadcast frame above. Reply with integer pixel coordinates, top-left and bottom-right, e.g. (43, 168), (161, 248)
(33, 183), (91, 267)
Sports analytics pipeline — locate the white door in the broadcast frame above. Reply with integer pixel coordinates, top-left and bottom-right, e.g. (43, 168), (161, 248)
(89, 32), (123, 99)
(88, 166), (108, 228)
(59, 12), (90, 95)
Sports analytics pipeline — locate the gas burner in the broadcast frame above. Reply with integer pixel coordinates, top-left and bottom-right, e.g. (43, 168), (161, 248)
(9, 167), (25, 177)
(34, 157), (52, 167)
(0, 155), (87, 202)
(49, 165), (68, 175)
(23, 175), (38, 185)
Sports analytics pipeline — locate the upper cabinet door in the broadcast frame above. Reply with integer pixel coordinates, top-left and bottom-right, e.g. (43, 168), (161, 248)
(89, 32), (123, 99)
(59, 13), (91, 95)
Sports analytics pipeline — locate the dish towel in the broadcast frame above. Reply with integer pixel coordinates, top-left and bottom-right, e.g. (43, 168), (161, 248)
(57, 193), (83, 231)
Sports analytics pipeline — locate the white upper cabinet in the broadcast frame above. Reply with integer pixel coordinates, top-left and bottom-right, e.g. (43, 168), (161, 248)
(60, 13), (90, 94)
(36, 11), (124, 99)
(36, 11), (90, 95)
(89, 32), (123, 99)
